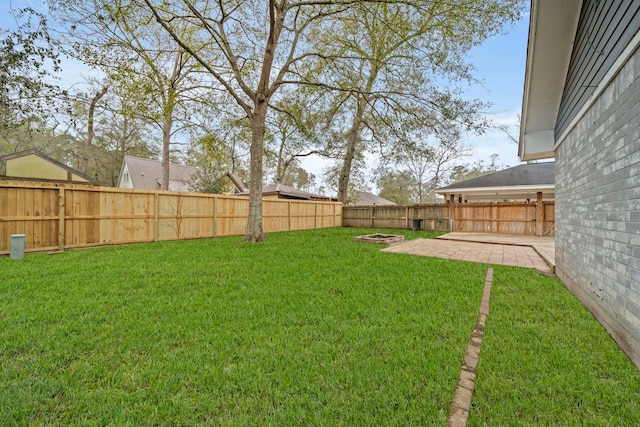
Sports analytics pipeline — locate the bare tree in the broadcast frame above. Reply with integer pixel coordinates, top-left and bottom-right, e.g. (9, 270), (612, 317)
(53, 0), (211, 190)
(82, 85), (108, 174)
(428, 130), (473, 203)
(310, 1), (522, 203)
(380, 125), (472, 204)
(139, 0), (379, 241)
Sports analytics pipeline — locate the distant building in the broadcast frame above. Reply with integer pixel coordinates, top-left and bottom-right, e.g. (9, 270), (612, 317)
(117, 155), (199, 192)
(225, 172), (248, 194)
(227, 173), (334, 201)
(0, 149), (97, 185)
(348, 192), (396, 206)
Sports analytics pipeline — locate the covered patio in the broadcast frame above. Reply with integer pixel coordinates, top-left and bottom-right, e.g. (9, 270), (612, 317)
(436, 163), (555, 237)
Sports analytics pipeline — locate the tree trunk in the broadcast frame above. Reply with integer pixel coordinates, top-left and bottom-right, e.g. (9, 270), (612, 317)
(337, 94), (366, 204)
(275, 136), (286, 184)
(161, 113), (172, 190)
(83, 86), (108, 175)
(243, 101), (267, 242)
(243, 0), (282, 242)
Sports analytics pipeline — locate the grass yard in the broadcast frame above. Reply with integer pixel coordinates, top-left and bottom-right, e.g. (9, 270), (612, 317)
(468, 266), (640, 426)
(1, 227), (639, 425)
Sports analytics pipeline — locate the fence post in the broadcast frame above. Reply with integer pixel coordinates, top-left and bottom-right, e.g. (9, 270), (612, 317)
(405, 206), (410, 230)
(370, 206), (374, 228)
(288, 201), (292, 231)
(212, 196), (217, 237)
(58, 188), (65, 251)
(153, 192), (160, 242)
(448, 195), (455, 232)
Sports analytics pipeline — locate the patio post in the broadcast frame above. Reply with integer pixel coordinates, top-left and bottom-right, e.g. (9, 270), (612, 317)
(448, 194), (455, 232)
(536, 191), (544, 236)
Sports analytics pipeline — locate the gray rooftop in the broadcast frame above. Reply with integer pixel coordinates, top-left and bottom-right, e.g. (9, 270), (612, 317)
(238, 182), (332, 200)
(121, 156), (199, 191)
(351, 192), (396, 206)
(438, 162), (554, 190)
(436, 162), (555, 201)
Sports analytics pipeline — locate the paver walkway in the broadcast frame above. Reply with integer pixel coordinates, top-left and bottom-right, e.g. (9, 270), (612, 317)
(437, 232), (555, 270)
(381, 234), (554, 274)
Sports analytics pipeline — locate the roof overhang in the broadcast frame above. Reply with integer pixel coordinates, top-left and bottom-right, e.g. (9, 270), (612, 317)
(519, 0), (583, 161)
(437, 184), (555, 201)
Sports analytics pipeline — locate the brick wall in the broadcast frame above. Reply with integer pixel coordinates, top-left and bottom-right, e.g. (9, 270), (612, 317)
(555, 48), (640, 369)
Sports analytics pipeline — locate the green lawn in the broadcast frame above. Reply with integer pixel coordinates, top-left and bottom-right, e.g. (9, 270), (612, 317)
(469, 266), (640, 426)
(1, 227), (639, 425)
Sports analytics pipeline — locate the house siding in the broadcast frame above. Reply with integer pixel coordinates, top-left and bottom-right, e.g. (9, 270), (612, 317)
(555, 45), (640, 368)
(556, 0), (640, 138)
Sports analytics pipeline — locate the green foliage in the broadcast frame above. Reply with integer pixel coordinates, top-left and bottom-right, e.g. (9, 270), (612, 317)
(0, 8), (64, 149)
(323, 159), (371, 204)
(188, 168), (230, 194)
(279, 163), (315, 191)
(377, 170), (415, 205)
(309, 0), (523, 201)
(186, 131), (248, 194)
(447, 154), (508, 185)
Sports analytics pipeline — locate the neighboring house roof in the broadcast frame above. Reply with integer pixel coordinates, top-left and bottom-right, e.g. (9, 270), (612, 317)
(0, 149), (97, 184)
(351, 192), (396, 206)
(238, 182), (334, 201)
(261, 183), (323, 200)
(519, 0), (582, 160)
(118, 155), (199, 192)
(226, 173), (335, 201)
(436, 162), (555, 201)
(225, 171), (248, 193)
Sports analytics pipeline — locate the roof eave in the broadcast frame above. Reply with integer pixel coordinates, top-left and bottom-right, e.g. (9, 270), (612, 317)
(436, 184), (555, 195)
(519, 0), (583, 161)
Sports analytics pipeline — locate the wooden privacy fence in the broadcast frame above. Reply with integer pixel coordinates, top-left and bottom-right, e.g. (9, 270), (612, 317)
(0, 181), (342, 255)
(343, 202), (554, 236)
(342, 205), (449, 231)
(452, 202), (554, 235)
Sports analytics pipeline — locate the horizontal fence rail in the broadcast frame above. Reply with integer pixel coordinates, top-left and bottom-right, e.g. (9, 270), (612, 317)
(343, 202), (554, 235)
(0, 181), (342, 254)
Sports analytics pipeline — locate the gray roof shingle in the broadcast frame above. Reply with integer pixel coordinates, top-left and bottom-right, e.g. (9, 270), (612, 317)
(437, 162), (554, 191)
(351, 192), (396, 206)
(121, 156), (199, 191)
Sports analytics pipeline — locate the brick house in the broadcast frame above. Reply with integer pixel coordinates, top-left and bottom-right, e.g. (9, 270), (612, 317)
(520, 0), (640, 368)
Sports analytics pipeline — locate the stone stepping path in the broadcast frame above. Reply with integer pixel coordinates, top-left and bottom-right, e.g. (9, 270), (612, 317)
(447, 268), (494, 427)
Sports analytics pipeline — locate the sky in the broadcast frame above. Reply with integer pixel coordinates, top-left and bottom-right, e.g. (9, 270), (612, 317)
(2, 0), (531, 185)
(462, 11), (530, 168)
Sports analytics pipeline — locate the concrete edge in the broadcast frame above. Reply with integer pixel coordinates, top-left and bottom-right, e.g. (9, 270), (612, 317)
(531, 244), (556, 273)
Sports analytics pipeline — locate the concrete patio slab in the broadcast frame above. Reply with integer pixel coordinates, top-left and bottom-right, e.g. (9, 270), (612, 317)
(382, 233), (554, 274)
(436, 232), (555, 272)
